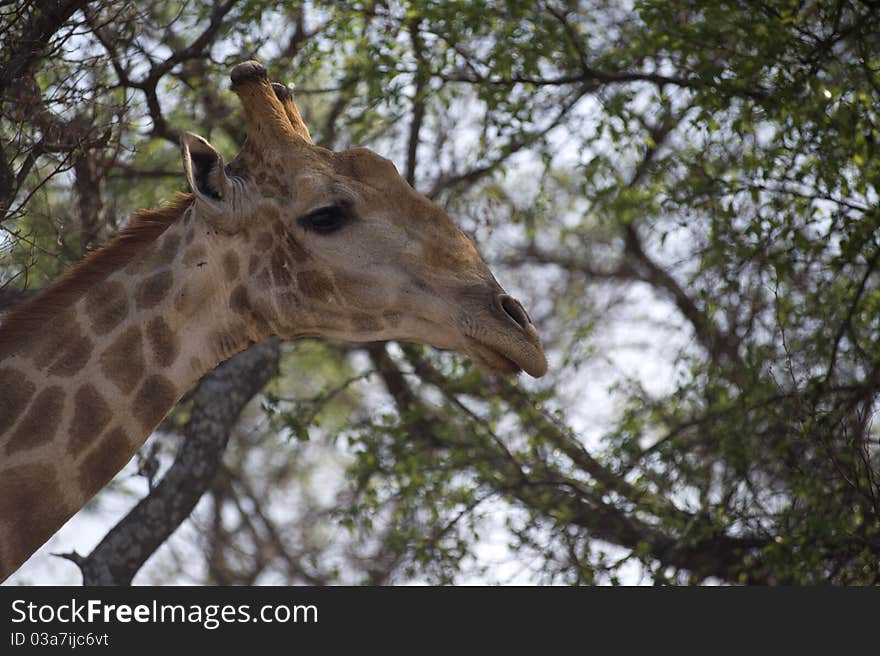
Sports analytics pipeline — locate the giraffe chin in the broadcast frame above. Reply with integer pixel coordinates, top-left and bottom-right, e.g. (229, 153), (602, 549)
(463, 337), (547, 378)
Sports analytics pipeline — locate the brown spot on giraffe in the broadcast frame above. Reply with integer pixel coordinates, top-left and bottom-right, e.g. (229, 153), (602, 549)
(5, 386), (64, 455)
(333, 273), (374, 307)
(99, 326), (144, 394)
(47, 335), (92, 377)
(32, 309), (78, 369)
(146, 316), (179, 368)
(133, 375), (177, 430)
(271, 247), (293, 286)
(0, 464), (70, 575)
(254, 231), (273, 252)
(262, 205), (280, 222)
(135, 270), (173, 309)
(124, 242), (157, 274)
(68, 384), (112, 457)
(229, 286), (272, 337)
(248, 254), (261, 275)
(85, 280), (129, 335)
(0, 367), (35, 430)
(155, 234), (181, 266)
(297, 270), (334, 300)
(229, 285), (250, 314)
(252, 313), (272, 338)
(222, 251), (240, 281)
(77, 427), (131, 497)
(283, 232), (307, 261)
(247, 144), (265, 167)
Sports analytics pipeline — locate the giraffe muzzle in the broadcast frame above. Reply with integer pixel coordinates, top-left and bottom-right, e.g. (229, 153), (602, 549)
(458, 291), (547, 378)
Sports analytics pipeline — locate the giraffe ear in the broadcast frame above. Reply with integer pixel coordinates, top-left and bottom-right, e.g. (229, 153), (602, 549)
(180, 132), (229, 201)
(180, 132), (248, 233)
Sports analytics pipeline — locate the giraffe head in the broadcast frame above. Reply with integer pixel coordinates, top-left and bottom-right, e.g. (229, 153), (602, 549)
(181, 61), (546, 377)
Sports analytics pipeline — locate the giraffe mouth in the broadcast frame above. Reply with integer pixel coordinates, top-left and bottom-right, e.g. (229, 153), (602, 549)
(455, 293), (548, 377)
(464, 337), (524, 375)
(463, 335), (547, 377)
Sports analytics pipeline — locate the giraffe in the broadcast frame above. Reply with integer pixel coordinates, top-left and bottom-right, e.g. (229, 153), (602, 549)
(0, 61), (546, 582)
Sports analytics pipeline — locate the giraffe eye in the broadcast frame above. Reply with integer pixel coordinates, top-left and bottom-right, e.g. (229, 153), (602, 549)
(298, 205), (348, 234)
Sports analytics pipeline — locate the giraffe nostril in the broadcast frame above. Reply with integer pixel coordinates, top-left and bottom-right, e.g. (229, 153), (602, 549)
(499, 294), (532, 331)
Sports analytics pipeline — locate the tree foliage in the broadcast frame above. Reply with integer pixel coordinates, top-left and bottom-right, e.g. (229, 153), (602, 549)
(2, 0), (878, 584)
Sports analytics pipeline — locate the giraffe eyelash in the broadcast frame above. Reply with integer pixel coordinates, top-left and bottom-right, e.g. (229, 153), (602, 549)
(297, 205), (351, 234)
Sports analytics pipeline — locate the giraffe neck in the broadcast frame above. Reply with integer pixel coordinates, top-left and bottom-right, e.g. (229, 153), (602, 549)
(0, 202), (260, 580)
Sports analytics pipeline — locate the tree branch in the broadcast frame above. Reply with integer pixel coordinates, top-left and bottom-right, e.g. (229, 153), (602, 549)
(400, 347), (769, 582)
(0, 0), (87, 98)
(405, 19), (428, 186)
(86, 0), (239, 144)
(426, 83), (590, 198)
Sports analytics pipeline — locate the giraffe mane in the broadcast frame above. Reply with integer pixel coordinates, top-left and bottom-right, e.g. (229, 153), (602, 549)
(0, 193), (194, 359)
